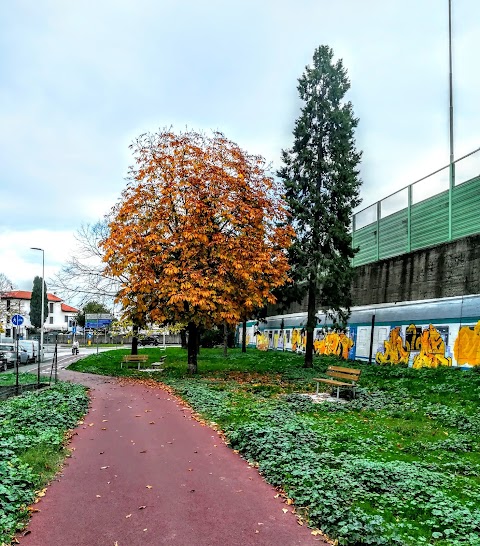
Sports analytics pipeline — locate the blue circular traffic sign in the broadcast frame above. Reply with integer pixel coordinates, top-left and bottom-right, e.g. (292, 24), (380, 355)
(12, 314), (24, 326)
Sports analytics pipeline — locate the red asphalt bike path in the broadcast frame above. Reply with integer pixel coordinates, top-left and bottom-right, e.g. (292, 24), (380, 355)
(18, 370), (327, 546)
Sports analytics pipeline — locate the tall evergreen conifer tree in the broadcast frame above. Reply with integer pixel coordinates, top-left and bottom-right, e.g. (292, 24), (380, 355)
(278, 45), (362, 367)
(30, 276), (48, 329)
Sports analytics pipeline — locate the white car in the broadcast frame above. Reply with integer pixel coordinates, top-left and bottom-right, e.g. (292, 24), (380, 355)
(0, 343), (29, 369)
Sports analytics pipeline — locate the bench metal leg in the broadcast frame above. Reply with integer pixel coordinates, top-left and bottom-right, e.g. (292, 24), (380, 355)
(316, 382), (319, 395)
(336, 387), (340, 399)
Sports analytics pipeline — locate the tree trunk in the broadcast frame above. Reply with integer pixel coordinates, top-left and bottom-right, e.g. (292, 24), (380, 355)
(197, 328), (201, 355)
(187, 322), (198, 374)
(223, 322), (228, 357)
(131, 324), (139, 355)
(242, 319), (247, 353)
(304, 273), (317, 368)
(180, 328), (187, 349)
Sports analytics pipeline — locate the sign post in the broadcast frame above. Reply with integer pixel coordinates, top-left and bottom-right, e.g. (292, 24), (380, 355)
(85, 314), (113, 354)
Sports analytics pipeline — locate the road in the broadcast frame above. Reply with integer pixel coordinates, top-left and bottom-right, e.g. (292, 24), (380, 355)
(5, 345), (125, 376)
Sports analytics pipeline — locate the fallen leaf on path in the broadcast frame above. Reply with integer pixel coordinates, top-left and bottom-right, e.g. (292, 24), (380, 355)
(149, 421), (155, 424)
(286, 498), (293, 505)
(140, 450), (147, 453)
(282, 508), (289, 513)
(138, 505), (146, 510)
(88, 423), (95, 427)
(101, 428), (107, 430)
(96, 495), (101, 498)
(146, 485), (153, 489)
(102, 419), (108, 422)
(101, 466), (109, 470)
(125, 514), (132, 518)
(311, 530), (323, 536)
(135, 415), (141, 417)
(99, 451), (104, 454)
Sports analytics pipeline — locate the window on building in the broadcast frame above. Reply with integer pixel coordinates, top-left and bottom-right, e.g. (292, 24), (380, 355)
(6, 300), (10, 310)
(49, 302), (54, 313)
(65, 316), (68, 322)
(49, 317), (53, 324)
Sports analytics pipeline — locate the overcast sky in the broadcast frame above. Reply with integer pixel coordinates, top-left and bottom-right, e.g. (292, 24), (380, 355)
(1, 0), (479, 301)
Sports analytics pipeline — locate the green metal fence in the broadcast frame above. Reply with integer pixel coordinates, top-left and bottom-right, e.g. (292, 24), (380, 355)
(352, 148), (480, 266)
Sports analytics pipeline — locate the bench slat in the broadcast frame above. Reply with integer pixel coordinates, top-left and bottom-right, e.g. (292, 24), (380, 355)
(327, 371), (360, 382)
(328, 365), (361, 374)
(122, 355), (148, 361)
(315, 378), (357, 387)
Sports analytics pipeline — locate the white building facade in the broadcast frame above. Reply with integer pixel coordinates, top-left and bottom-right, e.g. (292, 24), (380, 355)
(0, 290), (78, 339)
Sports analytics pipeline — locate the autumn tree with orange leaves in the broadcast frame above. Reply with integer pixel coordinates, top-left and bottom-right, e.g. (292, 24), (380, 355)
(102, 129), (293, 373)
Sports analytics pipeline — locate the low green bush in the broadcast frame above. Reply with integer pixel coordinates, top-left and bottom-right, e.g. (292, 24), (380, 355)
(0, 381), (88, 543)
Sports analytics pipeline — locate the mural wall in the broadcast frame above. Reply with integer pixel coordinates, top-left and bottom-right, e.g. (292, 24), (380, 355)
(314, 331), (354, 359)
(375, 324), (453, 368)
(454, 321), (480, 366)
(248, 316), (480, 369)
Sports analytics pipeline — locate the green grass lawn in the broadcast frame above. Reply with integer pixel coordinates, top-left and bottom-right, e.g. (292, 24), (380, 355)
(0, 380), (89, 544)
(70, 348), (480, 545)
(0, 372), (50, 387)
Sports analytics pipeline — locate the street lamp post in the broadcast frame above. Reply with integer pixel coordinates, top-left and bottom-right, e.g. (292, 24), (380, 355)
(31, 247), (45, 385)
(448, 0), (455, 240)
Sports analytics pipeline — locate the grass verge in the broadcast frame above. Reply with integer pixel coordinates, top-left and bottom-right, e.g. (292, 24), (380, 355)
(69, 347), (480, 545)
(0, 377), (89, 544)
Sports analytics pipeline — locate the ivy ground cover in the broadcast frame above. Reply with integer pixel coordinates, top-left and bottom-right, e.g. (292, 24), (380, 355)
(0, 376), (89, 544)
(70, 348), (480, 545)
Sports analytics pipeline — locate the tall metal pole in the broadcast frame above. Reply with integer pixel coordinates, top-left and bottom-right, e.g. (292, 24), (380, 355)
(449, 0), (454, 166)
(448, 0), (455, 240)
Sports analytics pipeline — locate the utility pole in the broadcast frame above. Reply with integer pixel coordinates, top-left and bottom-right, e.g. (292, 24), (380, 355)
(448, 0), (455, 240)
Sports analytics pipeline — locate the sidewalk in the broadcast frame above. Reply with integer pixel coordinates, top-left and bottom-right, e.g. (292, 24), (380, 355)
(18, 370), (327, 546)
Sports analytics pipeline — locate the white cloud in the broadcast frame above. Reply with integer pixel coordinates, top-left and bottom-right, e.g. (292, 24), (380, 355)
(1, 0), (479, 291)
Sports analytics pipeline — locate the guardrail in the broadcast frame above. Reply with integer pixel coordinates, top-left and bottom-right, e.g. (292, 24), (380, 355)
(352, 147), (480, 266)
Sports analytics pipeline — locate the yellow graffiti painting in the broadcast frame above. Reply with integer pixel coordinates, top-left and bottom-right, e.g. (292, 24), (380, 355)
(291, 329), (301, 351)
(256, 333), (268, 351)
(376, 327), (409, 366)
(454, 321), (480, 366)
(412, 324), (452, 369)
(315, 332), (353, 359)
(405, 323), (422, 352)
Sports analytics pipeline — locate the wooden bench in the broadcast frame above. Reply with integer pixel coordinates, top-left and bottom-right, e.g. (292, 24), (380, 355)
(121, 354), (148, 370)
(313, 366), (361, 399)
(149, 355), (166, 370)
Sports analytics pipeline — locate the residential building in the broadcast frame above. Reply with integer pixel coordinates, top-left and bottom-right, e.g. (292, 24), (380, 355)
(0, 291), (78, 339)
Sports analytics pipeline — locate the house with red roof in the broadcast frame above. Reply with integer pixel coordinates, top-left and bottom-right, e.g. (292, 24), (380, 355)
(0, 291), (78, 338)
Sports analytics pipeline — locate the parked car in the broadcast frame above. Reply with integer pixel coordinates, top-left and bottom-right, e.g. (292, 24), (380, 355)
(0, 343), (29, 368)
(18, 340), (39, 363)
(139, 336), (160, 346)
